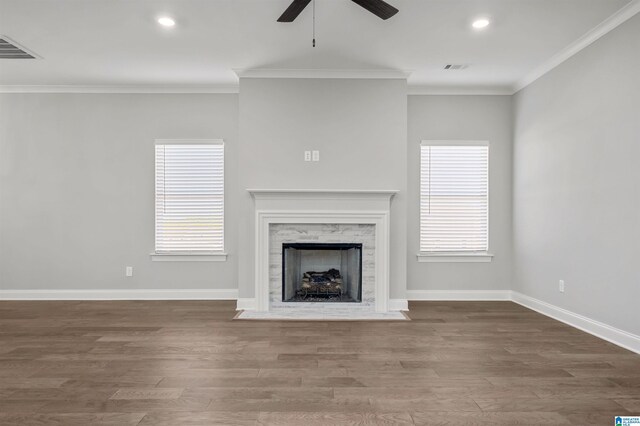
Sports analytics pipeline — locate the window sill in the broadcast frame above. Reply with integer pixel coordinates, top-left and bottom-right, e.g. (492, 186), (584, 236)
(417, 252), (494, 263)
(150, 252), (228, 262)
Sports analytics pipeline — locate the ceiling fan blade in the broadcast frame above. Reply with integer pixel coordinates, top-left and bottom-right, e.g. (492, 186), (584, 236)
(350, 0), (398, 20)
(277, 0), (313, 22)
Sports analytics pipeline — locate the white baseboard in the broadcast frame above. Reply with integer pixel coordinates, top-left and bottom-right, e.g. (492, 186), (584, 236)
(0, 289), (239, 301)
(406, 289), (640, 353)
(236, 298), (256, 311)
(512, 291), (640, 355)
(3, 288), (637, 354)
(389, 299), (408, 311)
(407, 290), (512, 301)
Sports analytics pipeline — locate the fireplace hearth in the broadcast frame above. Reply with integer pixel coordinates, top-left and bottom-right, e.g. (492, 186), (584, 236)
(282, 243), (362, 303)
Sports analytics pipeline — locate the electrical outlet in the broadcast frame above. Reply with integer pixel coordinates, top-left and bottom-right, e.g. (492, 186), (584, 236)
(559, 279), (565, 293)
(312, 150), (320, 162)
(126, 266), (133, 277)
(304, 151), (311, 162)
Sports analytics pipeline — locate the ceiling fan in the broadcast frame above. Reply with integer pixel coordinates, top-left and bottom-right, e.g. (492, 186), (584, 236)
(277, 0), (399, 22)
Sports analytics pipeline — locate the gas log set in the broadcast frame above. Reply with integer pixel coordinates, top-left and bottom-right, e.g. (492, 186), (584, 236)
(299, 268), (343, 299)
(282, 242), (362, 303)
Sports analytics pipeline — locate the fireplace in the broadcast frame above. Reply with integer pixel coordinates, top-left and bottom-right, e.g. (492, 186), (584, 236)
(242, 189), (400, 316)
(282, 243), (362, 303)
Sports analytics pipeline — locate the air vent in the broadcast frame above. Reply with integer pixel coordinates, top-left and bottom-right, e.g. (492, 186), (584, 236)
(0, 36), (37, 59)
(444, 64), (468, 70)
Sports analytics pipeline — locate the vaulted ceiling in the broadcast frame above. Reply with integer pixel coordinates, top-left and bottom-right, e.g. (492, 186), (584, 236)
(0, 0), (634, 91)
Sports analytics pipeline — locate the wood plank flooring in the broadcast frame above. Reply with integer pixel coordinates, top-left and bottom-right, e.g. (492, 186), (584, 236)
(0, 300), (638, 425)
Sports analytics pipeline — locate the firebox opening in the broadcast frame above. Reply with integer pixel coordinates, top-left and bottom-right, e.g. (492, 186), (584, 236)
(282, 243), (363, 303)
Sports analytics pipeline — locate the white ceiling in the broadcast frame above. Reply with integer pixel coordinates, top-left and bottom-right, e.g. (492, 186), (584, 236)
(0, 0), (634, 91)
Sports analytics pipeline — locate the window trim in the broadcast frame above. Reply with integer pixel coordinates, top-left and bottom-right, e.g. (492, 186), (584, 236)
(150, 252), (228, 262)
(418, 140), (491, 262)
(153, 139), (226, 261)
(416, 252), (493, 263)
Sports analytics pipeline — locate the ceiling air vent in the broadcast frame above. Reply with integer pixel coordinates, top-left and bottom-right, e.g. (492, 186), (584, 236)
(444, 64), (468, 70)
(0, 36), (37, 59)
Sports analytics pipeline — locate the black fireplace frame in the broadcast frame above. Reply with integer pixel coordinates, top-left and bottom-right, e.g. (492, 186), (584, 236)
(282, 242), (363, 302)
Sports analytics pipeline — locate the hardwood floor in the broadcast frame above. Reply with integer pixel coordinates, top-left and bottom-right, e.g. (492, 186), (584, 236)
(0, 300), (638, 425)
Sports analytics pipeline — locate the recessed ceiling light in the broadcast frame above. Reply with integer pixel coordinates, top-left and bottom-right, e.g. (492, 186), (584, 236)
(472, 18), (490, 29)
(157, 16), (176, 27)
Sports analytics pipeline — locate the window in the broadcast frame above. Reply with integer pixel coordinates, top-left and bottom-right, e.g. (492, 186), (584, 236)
(419, 141), (490, 261)
(154, 140), (225, 259)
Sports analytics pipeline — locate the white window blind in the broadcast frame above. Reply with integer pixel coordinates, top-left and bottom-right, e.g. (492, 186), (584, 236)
(155, 140), (224, 253)
(420, 142), (489, 253)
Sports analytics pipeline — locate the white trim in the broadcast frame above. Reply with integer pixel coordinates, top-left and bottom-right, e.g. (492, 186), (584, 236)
(421, 140), (489, 147)
(389, 299), (409, 311)
(236, 298), (256, 311)
(419, 142), (490, 255)
(150, 253), (227, 262)
(407, 290), (511, 301)
(5, 0), (639, 100)
(408, 85), (514, 96)
(3, 288), (637, 353)
(0, 289), (238, 301)
(0, 82), (512, 95)
(254, 210), (391, 313)
(235, 68), (410, 80)
(248, 189), (399, 200)
(154, 139), (224, 146)
(236, 309), (407, 321)
(417, 253), (494, 263)
(405, 290), (640, 353)
(512, 292), (640, 355)
(248, 188), (397, 314)
(515, 0), (640, 92)
(154, 140), (225, 255)
(0, 85), (239, 94)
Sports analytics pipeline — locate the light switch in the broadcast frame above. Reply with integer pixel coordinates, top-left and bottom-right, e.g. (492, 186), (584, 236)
(304, 151), (311, 162)
(126, 266), (133, 277)
(312, 150), (320, 162)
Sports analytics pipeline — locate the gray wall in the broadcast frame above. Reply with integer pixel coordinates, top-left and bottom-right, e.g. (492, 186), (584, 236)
(238, 78), (408, 299)
(513, 14), (640, 334)
(407, 95), (513, 292)
(3, 87), (515, 298)
(0, 93), (239, 291)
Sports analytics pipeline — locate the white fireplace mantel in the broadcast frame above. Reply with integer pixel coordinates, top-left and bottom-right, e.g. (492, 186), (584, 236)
(246, 189), (399, 315)
(248, 189), (398, 202)
(248, 189), (398, 195)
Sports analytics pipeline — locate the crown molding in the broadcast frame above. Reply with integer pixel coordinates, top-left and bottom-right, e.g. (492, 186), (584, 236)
(0, 85), (239, 94)
(234, 68), (410, 80)
(515, 0), (640, 92)
(408, 85), (514, 96)
(0, 82), (513, 96)
(3, 0), (638, 97)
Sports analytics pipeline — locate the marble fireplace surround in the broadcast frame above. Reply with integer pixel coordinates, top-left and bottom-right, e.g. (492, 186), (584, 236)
(241, 189), (403, 319)
(270, 223), (375, 308)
